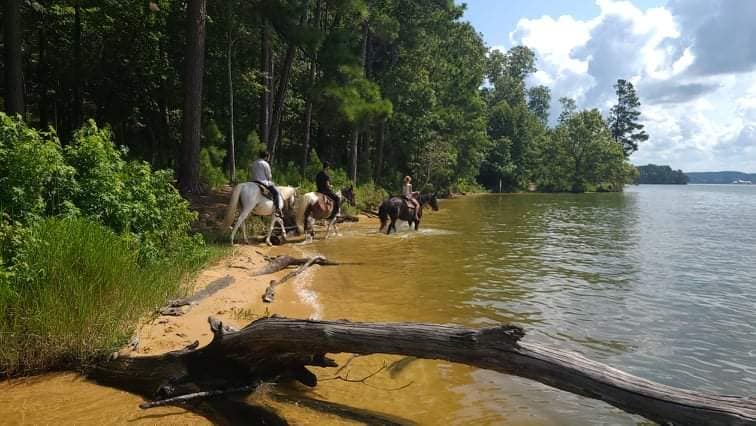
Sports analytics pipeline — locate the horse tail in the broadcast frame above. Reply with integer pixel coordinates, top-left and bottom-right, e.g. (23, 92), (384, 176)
(378, 201), (389, 231)
(223, 183), (243, 228)
(295, 193), (311, 235)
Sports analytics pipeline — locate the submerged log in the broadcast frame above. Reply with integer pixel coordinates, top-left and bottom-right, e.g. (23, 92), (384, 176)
(251, 255), (349, 276)
(88, 317), (756, 426)
(262, 256), (323, 303)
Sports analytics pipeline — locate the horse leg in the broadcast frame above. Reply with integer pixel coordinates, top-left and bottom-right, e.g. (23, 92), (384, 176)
(229, 207), (248, 245)
(237, 204), (254, 244)
(308, 217), (316, 241)
(265, 215), (276, 246)
(324, 217), (334, 239)
(277, 216), (287, 241)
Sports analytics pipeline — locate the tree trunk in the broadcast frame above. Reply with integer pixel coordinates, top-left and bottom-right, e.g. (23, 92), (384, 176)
(375, 120), (385, 179)
(73, 2), (82, 126)
(302, 74), (314, 174)
(89, 317), (756, 426)
(301, 0), (321, 175)
(227, 39), (236, 182)
(259, 22), (271, 149)
(350, 128), (359, 184)
(267, 43), (296, 163)
(4, 0), (24, 115)
(179, 0), (207, 194)
(38, 20), (48, 128)
(350, 22), (370, 185)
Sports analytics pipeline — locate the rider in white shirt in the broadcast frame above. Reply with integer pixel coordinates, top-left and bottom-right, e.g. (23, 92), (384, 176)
(250, 150), (281, 217)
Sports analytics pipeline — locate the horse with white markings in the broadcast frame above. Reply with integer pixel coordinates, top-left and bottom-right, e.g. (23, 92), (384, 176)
(296, 186), (355, 240)
(223, 183), (297, 245)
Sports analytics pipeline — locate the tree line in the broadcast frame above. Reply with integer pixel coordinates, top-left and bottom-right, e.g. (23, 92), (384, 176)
(2, 0), (648, 194)
(635, 164), (688, 184)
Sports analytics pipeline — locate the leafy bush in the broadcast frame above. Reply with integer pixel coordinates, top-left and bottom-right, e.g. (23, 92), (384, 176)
(450, 178), (487, 194)
(0, 114), (77, 220)
(353, 181), (388, 212)
(0, 115), (202, 264)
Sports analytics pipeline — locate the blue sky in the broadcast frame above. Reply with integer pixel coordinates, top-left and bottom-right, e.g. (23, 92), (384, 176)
(456, 0), (756, 173)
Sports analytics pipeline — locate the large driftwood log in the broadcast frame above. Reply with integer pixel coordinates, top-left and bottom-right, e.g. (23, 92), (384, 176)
(88, 317), (756, 426)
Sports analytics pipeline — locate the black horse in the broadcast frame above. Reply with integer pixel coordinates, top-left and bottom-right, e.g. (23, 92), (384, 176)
(378, 193), (439, 234)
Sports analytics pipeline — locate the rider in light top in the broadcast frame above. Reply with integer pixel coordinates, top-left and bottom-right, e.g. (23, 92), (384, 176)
(402, 176), (420, 221)
(250, 150), (281, 217)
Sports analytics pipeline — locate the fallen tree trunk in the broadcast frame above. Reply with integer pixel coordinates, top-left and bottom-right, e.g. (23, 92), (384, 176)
(251, 255), (349, 276)
(262, 256), (323, 303)
(158, 275), (235, 316)
(88, 317), (756, 426)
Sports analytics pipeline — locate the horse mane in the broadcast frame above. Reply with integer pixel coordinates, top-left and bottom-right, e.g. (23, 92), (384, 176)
(417, 192), (434, 203)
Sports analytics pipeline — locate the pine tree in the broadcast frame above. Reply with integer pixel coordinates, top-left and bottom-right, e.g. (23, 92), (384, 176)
(609, 79), (648, 157)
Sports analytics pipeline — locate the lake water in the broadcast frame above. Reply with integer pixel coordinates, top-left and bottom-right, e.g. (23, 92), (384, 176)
(280, 184), (756, 424)
(1, 185), (754, 425)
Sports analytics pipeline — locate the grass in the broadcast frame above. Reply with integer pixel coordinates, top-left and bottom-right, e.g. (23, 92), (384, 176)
(0, 217), (228, 376)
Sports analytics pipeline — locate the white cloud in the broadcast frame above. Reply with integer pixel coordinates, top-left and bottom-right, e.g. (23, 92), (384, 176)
(507, 0), (756, 172)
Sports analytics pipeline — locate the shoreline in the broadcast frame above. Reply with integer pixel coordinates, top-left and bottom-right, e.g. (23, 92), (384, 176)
(0, 228), (354, 424)
(132, 242), (329, 357)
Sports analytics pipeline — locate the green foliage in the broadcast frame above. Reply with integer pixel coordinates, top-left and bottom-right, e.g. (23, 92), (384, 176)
(321, 65), (393, 126)
(0, 115), (201, 265)
(200, 146), (228, 190)
(63, 120), (200, 264)
(609, 79), (648, 157)
(527, 85), (551, 124)
(0, 114), (77, 220)
(535, 110), (629, 193)
(449, 179), (487, 194)
(635, 164), (688, 184)
(353, 181), (388, 212)
(0, 217), (223, 375)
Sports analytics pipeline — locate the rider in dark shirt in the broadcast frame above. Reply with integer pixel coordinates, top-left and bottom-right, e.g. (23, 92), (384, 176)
(316, 161), (340, 220)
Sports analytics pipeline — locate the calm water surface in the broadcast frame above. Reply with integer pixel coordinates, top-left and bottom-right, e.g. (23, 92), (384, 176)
(285, 184), (756, 425)
(1, 185), (754, 425)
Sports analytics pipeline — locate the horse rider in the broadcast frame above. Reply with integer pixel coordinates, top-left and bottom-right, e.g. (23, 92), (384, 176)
(402, 175), (421, 221)
(250, 150), (282, 217)
(316, 161), (340, 220)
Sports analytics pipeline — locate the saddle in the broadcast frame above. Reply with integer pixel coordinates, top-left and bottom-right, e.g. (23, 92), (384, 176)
(252, 181), (274, 200)
(314, 193), (334, 214)
(398, 196), (416, 210)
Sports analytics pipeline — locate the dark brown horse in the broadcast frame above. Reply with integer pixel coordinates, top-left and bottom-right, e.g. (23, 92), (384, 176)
(378, 193), (439, 234)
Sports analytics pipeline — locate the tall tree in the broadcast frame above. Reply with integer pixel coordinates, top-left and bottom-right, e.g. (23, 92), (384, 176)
(179, 0), (207, 193)
(527, 85), (550, 124)
(559, 109), (626, 192)
(225, 1), (237, 182)
(608, 79), (648, 157)
(73, 1), (82, 127)
(259, 20), (272, 150)
(558, 97), (577, 124)
(4, 0), (24, 115)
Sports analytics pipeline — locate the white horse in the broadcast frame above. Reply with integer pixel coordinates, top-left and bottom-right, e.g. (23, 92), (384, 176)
(223, 183), (297, 245)
(295, 186), (355, 240)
